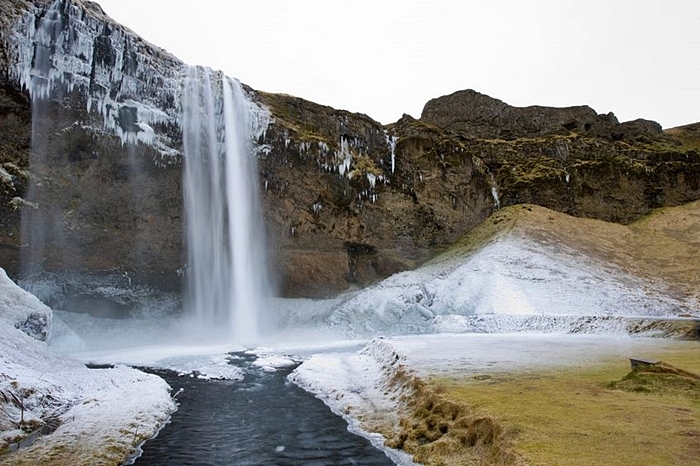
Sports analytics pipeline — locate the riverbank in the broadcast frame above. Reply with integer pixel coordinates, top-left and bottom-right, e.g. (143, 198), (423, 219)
(0, 269), (176, 466)
(290, 333), (700, 465)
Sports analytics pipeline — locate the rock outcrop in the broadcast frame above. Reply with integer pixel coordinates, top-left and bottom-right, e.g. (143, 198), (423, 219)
(255, 92), (493, 296)
(0, 0), (698, 304)
(420, 89), (665, 143)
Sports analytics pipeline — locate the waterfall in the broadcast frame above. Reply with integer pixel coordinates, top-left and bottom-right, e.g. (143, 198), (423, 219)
(20, 0), (67, 277)
(182, 66), (269, 345)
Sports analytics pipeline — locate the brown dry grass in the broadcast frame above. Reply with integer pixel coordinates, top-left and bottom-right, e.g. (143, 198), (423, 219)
(383, 364), (524, 466)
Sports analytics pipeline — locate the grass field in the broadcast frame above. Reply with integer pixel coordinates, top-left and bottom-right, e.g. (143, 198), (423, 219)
(437, 342), (700, 465)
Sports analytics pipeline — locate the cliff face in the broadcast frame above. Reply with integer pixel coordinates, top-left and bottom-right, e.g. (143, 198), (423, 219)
(256, 92), (493, 296)
(0, 0), (184, 308)
(418, 90), (699, 223)
(420, 89), (664, 142)
(0, 0), (698, 304)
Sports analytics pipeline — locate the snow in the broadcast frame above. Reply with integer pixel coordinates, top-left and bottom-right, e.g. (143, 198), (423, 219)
(0, 268), (52, 341)
(0, 269), (175, 463)
(289, 339), (419, 466)
(75, 343), (245, 381)
(307, 236), (688, 338)
(251, 354), (297, 372)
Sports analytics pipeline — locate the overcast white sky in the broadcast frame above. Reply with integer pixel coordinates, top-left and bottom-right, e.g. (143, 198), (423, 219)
(95, 0), (699, 128)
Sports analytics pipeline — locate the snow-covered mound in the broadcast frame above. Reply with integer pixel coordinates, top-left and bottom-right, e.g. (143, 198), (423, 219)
(289, 338), (418, 466)
(0, 269), (175, 464)
(309, 235), (688, 337)
(0, 268), (52, 341)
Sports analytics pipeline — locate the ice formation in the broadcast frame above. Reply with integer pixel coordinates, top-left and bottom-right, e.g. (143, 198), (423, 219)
(489, 173), (501, 208)
(269, 234), (689, 338)
(384, 131), (398, 174)
(336, 137), (353, 177)
(6, 0), (183, 157)
(0, 268), (52, 341)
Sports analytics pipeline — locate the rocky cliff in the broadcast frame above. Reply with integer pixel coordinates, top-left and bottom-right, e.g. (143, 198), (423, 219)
(0, 0), (698, 307)
(0, 0), (186, 314)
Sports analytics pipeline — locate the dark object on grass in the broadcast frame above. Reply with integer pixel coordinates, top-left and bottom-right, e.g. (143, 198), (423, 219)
(629, 358), (660, 370)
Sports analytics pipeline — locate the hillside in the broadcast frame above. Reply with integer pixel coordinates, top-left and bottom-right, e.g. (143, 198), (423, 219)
(462, 200), (700, 306)
(298, 201), (699, 338)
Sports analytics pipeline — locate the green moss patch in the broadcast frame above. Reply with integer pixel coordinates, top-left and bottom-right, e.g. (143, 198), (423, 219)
(609, 362), (700, 399)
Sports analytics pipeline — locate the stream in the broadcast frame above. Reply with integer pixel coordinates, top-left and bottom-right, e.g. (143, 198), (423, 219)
(133, 352), (396, 466)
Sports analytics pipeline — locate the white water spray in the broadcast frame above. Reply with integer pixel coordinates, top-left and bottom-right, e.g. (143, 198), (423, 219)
(182, 66), (269, 345)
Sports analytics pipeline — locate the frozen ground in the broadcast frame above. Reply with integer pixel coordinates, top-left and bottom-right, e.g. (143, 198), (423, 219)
(311, 236), (690, 337)
(289, 333), (697, 464)
(0, 269), (175, 465)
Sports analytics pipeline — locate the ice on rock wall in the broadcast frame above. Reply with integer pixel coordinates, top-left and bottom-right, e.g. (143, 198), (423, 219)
(336, 137), (353, 177)
(0, 267), (52, 341)
(489, 173), (501, 208)
(6, 0), (184, 157)
(384, 131), (397, 174)
(367, 173), (377, 188)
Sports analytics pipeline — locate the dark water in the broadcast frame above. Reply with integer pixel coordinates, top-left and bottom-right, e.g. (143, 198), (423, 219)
(134, 353), (396, 466)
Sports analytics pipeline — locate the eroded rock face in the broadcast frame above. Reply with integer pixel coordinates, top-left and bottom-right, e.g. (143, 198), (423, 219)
(0, 0), (698, 302)
(256, 93), (493, 296)
(0, 84), (30, 275)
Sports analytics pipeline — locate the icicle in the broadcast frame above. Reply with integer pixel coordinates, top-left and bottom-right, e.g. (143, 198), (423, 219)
(367, 173), (377, 189)
(489, 173), (501, 209)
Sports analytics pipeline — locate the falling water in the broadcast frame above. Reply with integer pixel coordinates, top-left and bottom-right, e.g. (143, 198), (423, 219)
(182, 66), (269, 345)
(21, 0), (68, 276)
